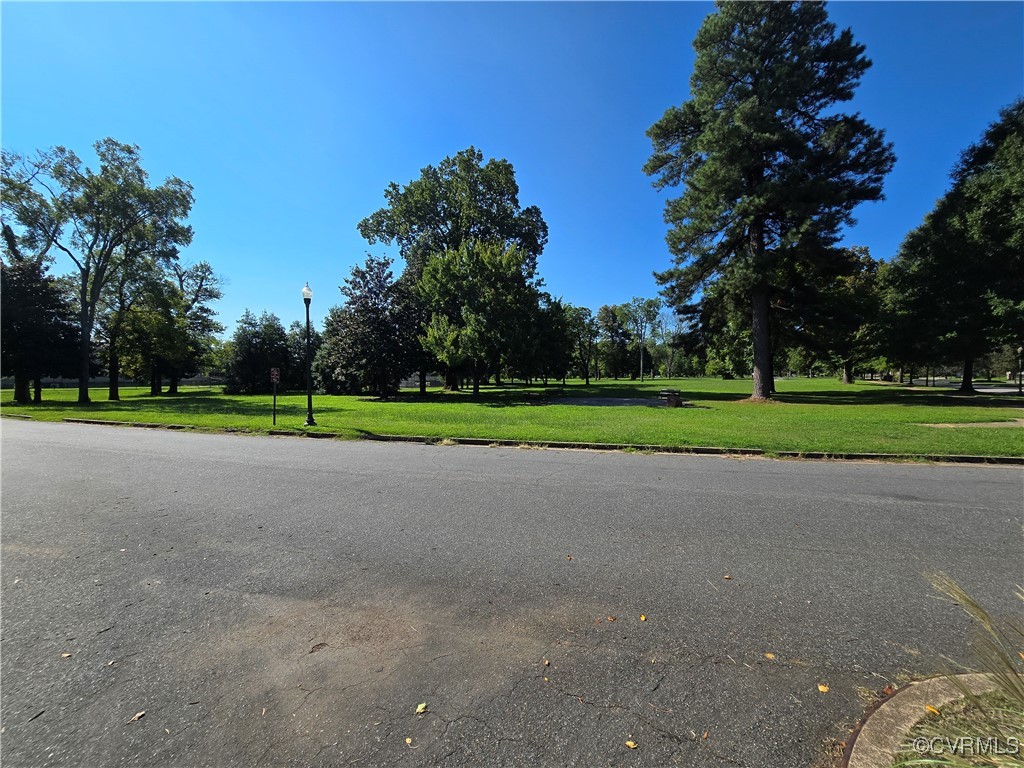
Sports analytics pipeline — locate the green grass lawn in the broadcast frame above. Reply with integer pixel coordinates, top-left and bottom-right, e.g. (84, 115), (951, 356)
(2, 377), (1021, 457)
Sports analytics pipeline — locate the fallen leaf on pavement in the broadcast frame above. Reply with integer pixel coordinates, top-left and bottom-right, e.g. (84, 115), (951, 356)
(165, 729), (170, 734)
(818, 684), (829, 693)
(764, 653), (776, 660)
(639, 614), (647, 622)
(625, 740), (637, 749)
(703, 731), (709, 740)
(61, 653), (73, 658)
(543, 659), (550, 666)
(882, 685), (896, 696)
(405, 737), (412, 745)
(723, 574), (732, 580)
(415, 702), (428, 714)
(925, 705), (941, 716)
(607, 616), (617, 622)
(129, 711), (145, 722)
(261, 708), (267, 717)
(566, 555), (573, 561)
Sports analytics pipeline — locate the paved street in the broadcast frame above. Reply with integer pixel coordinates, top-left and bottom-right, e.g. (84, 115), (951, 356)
(1, 421), (1021, 768)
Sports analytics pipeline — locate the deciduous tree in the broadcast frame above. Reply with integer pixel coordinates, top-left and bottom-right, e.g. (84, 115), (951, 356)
(1, 140), (193, 402)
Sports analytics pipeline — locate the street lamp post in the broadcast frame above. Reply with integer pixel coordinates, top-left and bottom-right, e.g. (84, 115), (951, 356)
(1017, 346), (1022, 396)
(303, 283), (316, 426)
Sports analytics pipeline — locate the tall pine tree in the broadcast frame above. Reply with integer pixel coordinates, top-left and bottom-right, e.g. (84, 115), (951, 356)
(644, 1), (894, 399)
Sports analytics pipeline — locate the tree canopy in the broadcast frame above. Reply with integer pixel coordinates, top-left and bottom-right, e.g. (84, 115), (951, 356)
(357, 147), (548, 278)
(883, 99), (1023, 391)
(1, 139), (194, 402)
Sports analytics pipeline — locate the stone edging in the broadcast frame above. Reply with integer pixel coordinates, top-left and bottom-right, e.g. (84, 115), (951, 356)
(843, 673), (1000, 768)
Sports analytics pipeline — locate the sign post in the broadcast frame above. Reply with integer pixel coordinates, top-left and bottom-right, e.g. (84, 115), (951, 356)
(270, 368), (280, 425)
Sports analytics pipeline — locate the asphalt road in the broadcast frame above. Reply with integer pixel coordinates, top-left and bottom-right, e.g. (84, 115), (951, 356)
(1, 421), (1021, 768)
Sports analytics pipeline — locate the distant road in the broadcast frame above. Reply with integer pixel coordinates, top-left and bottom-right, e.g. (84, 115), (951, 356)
(2, 421), (1021, 767)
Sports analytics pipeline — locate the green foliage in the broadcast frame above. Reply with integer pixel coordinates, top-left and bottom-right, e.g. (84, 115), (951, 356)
(224, 310), (289, 394)
(314, 255), (413, 396)
(112, 260), (224, 394)
(286, 320), (322, 392)
(595, 304), (632, 379)
(418, 240), (542, 390)
(616, 298), (661, 381)
(788, 246), (884, 382)
(565, 305), (599, 384)
(645, 1), (894, 399)
(0, 242), (78, 402)
(357, 147), (548, 278)
(1, 139), (194, 402)
(885, 99), (1024, 388)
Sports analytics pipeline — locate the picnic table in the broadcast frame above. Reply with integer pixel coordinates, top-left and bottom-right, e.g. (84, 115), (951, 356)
(658, 389), (684, 407)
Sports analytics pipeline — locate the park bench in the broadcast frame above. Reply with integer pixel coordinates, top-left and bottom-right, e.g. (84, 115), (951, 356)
(523, 388), (564, 405)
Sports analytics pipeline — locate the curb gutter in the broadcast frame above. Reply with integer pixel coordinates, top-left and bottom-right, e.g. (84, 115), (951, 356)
(362, 433), (1024, 465)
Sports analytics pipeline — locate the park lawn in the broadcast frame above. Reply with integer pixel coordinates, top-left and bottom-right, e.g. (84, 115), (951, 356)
(2, 378), (1021, 457)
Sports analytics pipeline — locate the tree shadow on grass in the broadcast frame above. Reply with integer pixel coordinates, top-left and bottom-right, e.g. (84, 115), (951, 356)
(15, 390), (350, 418)
(771, 389), (1021, 408)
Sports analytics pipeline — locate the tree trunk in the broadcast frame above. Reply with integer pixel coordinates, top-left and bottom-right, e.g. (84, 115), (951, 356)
(959, 357), (975, 393)
(472, 366), (480, 398)
(108, 349), (121, 401)
(168, 375), (179, 395)
(750, 290), (773, 400)
(150, 369), (162, 396)
(419, 369), (427, 395)
(13, 373), (31, 404)
(33, 377), (42, 403)
(841, 359), (854, 385)
(444, 368), (459, 391)
(78, 315), (92, 404)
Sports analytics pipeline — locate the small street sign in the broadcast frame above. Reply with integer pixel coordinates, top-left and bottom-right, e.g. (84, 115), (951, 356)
(270, 368), (280, 425)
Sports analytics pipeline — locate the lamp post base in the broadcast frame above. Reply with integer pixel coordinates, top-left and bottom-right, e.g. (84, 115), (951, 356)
(305, 416), (317, 427)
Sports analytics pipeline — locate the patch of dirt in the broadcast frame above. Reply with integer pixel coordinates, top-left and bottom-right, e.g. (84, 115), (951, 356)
(918, 419), (1024, 429)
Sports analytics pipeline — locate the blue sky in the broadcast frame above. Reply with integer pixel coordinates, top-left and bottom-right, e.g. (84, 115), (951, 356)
(2, 2), (1022, 336)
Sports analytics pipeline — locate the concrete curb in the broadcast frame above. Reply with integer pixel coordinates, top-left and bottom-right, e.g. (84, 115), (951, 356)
(844, 673), (1000, 768)
(0, 413), (33, 420)
(361, 433), (1024, 465)
(61, 418), (194, 430)
(268, 429), (340, 439)
(2, 416), (1019, 464)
